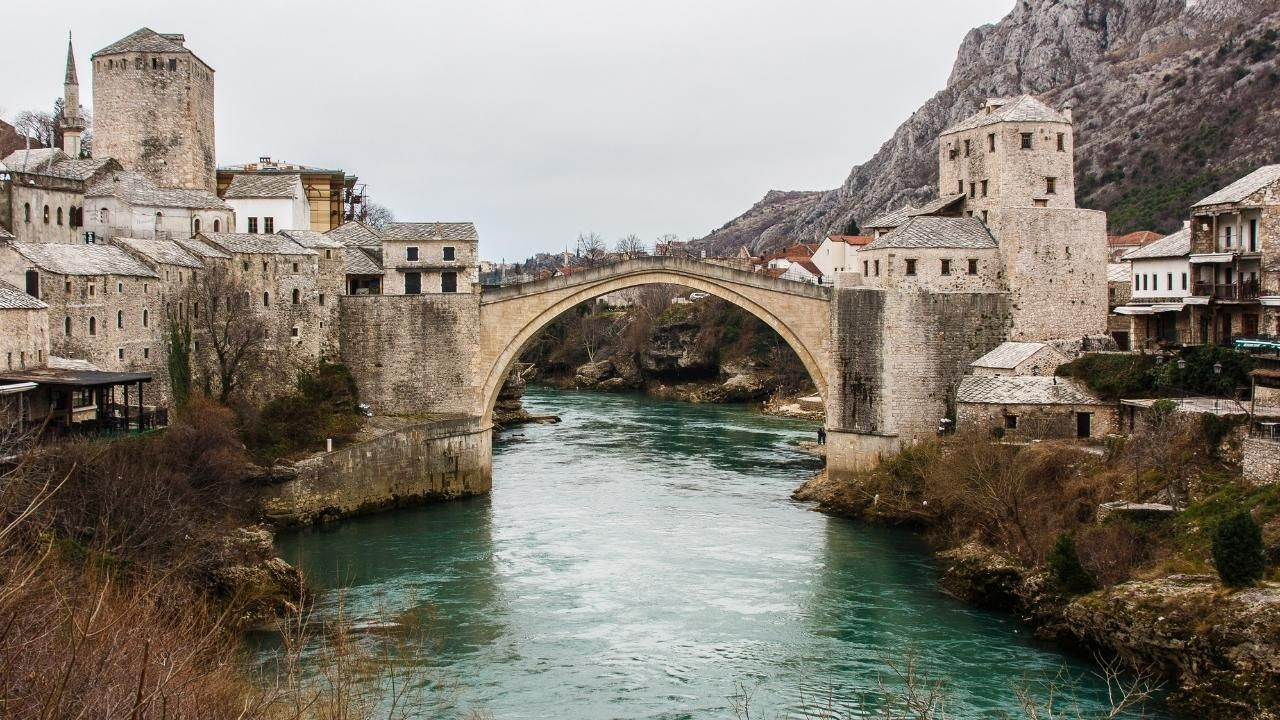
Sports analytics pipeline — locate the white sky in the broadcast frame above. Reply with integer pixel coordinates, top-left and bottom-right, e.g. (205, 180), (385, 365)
(3, 0), (1013, 261)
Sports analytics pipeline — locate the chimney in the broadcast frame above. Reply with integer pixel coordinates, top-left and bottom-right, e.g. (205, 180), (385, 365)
(1062, 105), (1073, 123)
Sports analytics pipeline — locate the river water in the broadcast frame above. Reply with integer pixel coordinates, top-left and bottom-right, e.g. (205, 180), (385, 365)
(273, 387), (1170, 719)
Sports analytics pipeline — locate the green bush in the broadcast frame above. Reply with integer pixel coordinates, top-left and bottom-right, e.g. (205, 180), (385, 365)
(1212, 510), (1266, 588)
(1047, 532), (1096, 595)
(1056, 354), (1158, 399)
(242, 363), (363, 464)
(1155, 345), (1254, 397)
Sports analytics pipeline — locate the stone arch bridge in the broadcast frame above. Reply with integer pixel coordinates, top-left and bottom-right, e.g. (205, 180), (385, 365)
(476, 256), (832, 425)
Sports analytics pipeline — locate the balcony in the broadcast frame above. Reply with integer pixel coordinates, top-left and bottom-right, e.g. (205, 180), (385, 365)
(1191, 278), (1260, 301)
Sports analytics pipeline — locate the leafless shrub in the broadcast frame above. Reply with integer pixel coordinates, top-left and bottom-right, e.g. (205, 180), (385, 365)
(1076, 523), (1154, 588)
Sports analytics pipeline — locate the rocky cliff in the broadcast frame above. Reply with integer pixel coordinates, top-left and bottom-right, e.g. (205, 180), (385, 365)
(696, 0), (1280, 255)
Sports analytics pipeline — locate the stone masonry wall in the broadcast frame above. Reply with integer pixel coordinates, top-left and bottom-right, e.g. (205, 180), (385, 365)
(257, 416), (492, 526)
(339, 293), (481, 415)
(92, 50), (216, 192)
(997, 207), (1108, 341)
(957, 401), (1119, 440)
(0, 306), (48, 372)
(1242, 437), (1280, 486)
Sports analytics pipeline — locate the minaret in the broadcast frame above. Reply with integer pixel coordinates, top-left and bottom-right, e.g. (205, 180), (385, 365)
(59, 33), (85, 158)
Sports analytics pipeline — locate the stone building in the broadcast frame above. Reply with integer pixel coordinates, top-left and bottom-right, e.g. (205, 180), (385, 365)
(855, 216), (1002, 292)
(223, 174), (309, 234)
(1187, 165), (1280, 342)
(1, 149), (120, 244)
(1113, 226), (1194, 348)
(0, 280), (49, 372)
(83, 168), (233, 241)
(379, 223), (478, 295)
(955, 374), (1117, 440)
(91, 29), (217, 193)
(969, 341), (1068, 377)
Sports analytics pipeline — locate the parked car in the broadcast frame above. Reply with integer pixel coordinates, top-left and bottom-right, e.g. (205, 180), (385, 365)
(688, 292), (710, 301)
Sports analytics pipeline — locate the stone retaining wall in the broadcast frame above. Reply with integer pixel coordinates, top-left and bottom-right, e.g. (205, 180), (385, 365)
(258, 416), (492, 527)
(1242, 436), (1280, 486)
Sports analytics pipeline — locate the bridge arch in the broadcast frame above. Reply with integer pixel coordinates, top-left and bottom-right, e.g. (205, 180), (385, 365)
(477, 257), (832, 426)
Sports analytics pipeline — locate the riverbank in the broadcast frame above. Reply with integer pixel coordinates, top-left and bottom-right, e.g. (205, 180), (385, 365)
(793, 434), (1280, 719)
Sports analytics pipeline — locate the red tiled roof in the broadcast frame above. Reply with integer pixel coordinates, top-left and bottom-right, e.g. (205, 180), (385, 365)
(828, 234), (872, 246)
(764, 268), (788, 278)
(793, 260), (822, 276)
(1108, 231), (1161, 247)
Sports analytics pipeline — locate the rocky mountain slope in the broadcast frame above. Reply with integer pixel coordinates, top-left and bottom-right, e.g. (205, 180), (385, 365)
(696, 0), (1280, 256)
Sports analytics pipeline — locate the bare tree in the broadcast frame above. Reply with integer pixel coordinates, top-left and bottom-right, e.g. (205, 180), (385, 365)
(654, 233), (682, 257)
(615, 233), (647, 259)
(576, 232), (607, 267)
(363, 200), (395, 231)
(11, 110), (56, 147)
(176, 264), (268, 403)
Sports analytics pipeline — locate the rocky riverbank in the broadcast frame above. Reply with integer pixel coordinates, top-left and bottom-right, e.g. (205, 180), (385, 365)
(794, 457), (1280, 719)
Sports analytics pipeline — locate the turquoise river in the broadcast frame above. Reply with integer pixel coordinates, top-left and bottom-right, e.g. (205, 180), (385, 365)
(272, 386), (1173, 719)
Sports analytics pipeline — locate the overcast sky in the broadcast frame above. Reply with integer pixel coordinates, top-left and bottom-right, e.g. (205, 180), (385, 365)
(4, 0), (1012, 261)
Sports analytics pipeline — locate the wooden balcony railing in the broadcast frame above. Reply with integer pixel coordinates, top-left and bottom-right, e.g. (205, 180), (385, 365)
(1190, 278), (1260, 300)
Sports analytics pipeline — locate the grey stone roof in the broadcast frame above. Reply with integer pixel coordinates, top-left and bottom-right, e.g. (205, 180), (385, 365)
(345, 247), (383, 275)
(1193, 165), (1280, 208)
(1107, 263), (1132, 282)
(223, 173), (301, 199)
(113, 237), (204, 269)
(11, 242), (159, 278)
(0, 280), (46, 310)
(863, 205), (917, 229)
(1, 150), (115, 182)
(970, 342), (1048, 370)
(327, 220), (383, 248)
(200, 232), (315, 256)
(175, 237), (231, 259)
(861, 216), (997, 251)
(87, 171), (230, 210)
(909, 194), (966, 217)
(0, 225), (12, 240)
(1120, 227), (1190, 261)
(94, 28), (187, 57)
(279, 229), (344, 249)
(956, 375), (1103, 405)
(941, 95), (1070, 135)
(381, 222), (478, 244)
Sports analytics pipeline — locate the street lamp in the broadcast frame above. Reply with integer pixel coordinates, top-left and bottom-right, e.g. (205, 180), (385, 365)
(1214, 361), (1223, 411)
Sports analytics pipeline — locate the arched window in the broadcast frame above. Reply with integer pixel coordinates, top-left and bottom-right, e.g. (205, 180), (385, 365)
(291, 288), (300, 305)
(192, 218), (201, 236)
(263, 292), (270, 307)
(88, 317), (96, 336)
(56, 207), (63, 225)
(117, 310), (123, 328)
(155, 211), (163, 226)
(99, 208), (110, 224)
(23, 203), (30, 223)
(142, 309), (149, 327)
(43, 205), (50, 224)
(64, 317), (71, 336)
(212, 218), (220, 232)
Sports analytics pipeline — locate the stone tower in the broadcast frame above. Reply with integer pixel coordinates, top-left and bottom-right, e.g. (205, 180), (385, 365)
(91, 28), (216, 193)
(58, 33), (85, 158)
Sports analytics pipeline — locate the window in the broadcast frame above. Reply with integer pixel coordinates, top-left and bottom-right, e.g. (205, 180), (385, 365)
(213, 219), (220, 232)
(88, 284), (95, 297)
(443, 246), (456, 261)
(118, 348), (124, 360)
(43, 205), (50, 223)
(151, 57), (159, 69)
(963, 139), (971, 157)
(874, 259), (880, 276)
(968, 258), (978, 275)
(264, 217), (274, 234)
(65, 280), (71, 294)
(407, 247), (419, 261)
(290, 326), (300, 338)
(1181, 272), (1187, 290)
(1134, 274), (1140, 290)
(981, 210), (989, 223)
(1225, 226), (1233, 248)
(168, 58), (177, 71)
(941, 259), (951, 275)
(988, 133), (996, 152)
(193, 218), (200, 235)
(23, 203), (30, 223)
(905, 258), (917, 276)
(980, 179), (988, 197)
(155, 211), (162, 227)
(442, 271), (458, 293)
(1167, 272), (1173, 291)
(25, 270), (39, 298)
(64, 317), (71, 336)
(1020, 132), (1033, 149)
(319, 293), (325, 306)
(969, 182), (976, 198)
(1033, 198), (1048, 208)
(1141, 274), (1148, 291)
(193, 302), (200, 319)
(117, 282), (123, 293)
(262, 261), (268, 272)
(957, 180), (964, 194)
(292, 288), (300, 305)
(248, 217), (258, 233)
(242, 261), (250, 271)
(404, 272), (422, 294)
(948, 147), (958, 160)
(1057, 133), (1065, 151)
(1005, 415), (1018, 429)
(292, 262), (299, 272)
(263, 292), (270, 307)
(142, 309), (149, 327)
(325, 249), (332, 259)
(143, 348), (150, 360)
(1045, 177), (1057, 195)
(117, 310), (124, 328)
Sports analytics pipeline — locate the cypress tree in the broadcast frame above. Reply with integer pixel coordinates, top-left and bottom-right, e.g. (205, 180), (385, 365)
(1212, 510), (1265, 588)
